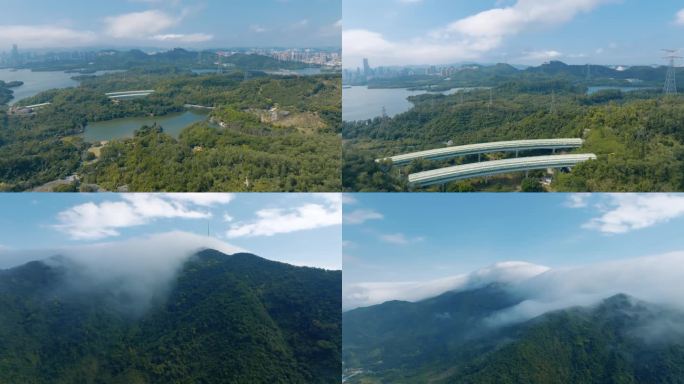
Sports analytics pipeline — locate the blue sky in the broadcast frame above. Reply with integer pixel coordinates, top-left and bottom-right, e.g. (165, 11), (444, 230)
(0, 193), (342, 270)
(343, 193), (684, 307)
(0, 0), (341, 50)
(343, 0), (684, 67)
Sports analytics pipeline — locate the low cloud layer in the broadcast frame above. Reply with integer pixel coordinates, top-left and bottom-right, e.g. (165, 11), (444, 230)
(344, 261), (549, 310)
(346, 251), (684, 333)
(487, 251), (684, 326)
(0, 231), (243, 315)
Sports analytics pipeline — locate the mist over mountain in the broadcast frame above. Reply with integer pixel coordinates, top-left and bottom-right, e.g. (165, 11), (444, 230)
(0, 247), (341, 383)
(343, 254), (684, 383)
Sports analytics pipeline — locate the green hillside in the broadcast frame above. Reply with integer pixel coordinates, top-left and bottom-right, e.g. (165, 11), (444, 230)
(343, 288), (684, 383)
(0, 250), (341, 383)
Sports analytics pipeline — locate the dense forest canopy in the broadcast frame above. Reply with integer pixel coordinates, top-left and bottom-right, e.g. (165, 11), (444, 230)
(343, 76), (684, 192)
(0, 250), (341, 383)
(343, 286), (684, 383)
(0, 64), (341, 191)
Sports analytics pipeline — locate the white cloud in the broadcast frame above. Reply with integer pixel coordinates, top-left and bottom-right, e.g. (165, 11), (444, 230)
(583, 194), (684, 234)
(565, 193), (591, 208)
(344, 261), (549, 309)
(151, 33), (213, 42)
(55, 194), (234, 240)
(342, 194), (358, 205)
(345, 0), (612, 66)
(487, 252), (684, 326)
(291, 19), (309, 29)
(103, 9), (210, 43)
(226, 197), (341, 238)
(520, 50), (563, 61)
(379, 233), (424, 245)
(0, 25), (96, 48)
(104, 10), (179, 39)
(164, 193), (235, 207)
(441, 0), (610, 39)
(250, 25), (268, 33)
(223, 213), (234, 222)
(676, 9), (684, 25)
(344, 209), (384, 225)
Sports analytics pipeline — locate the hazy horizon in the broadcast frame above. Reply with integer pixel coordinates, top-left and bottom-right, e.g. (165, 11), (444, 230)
(0, 0), (341, 50)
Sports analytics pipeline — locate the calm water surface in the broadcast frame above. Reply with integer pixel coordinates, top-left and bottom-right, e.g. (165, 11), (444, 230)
(0, 68), (124, 105)
(586, 86), (656, 95)
(83, 111), (207, 142)
(343, 86), (468, 121)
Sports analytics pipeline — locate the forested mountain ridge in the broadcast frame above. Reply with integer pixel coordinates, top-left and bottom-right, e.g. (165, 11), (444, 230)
(360, 61), (679, 90)
(0, 249), (341, 383)
(343, 287), (684, 383)
(16, 49), (311, 72)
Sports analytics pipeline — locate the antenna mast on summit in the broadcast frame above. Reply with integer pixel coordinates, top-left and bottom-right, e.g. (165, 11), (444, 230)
(663, 49), (682, 95)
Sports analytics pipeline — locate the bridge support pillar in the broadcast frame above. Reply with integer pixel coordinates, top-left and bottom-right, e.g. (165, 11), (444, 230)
(515, 150), (519, 158)
(478, 153), (481, 162)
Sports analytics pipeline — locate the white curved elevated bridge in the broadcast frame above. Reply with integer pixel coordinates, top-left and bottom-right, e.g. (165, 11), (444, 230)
(408, 153), (597, 187)
(106, 90), (156, 99)
(378, 138), (584, 165)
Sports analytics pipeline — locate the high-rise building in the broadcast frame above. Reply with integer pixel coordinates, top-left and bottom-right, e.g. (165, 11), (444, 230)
(363, 58), (371, 77)
(10, 44), (19, 66)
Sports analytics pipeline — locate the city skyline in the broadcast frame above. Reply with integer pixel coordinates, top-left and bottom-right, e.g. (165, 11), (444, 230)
(343, 0), (684, 67)
(0, 0), (341, 50)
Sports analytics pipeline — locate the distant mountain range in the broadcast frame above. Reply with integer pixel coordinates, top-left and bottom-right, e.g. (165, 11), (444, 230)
(357, 60), (677, 90)
(17, 48), (310, 72)
(343, 283), (684, 383)
(0, 249), (341, 383)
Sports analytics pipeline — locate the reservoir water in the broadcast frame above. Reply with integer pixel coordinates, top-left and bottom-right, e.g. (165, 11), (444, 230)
(0, 68), (124, 105)
(586, 86), (656, 95)
(343, 86), (465, 121)
(83, 110), (207, 142)
(264, 68), (325, 76)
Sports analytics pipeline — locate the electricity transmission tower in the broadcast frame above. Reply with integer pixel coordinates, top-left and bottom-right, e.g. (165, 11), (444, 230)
(663, 49), (681, 95)
(586, 64), (591, 81)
